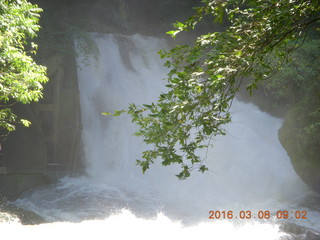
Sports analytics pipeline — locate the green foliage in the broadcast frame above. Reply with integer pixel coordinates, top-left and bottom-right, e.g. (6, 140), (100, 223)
(262, 36), (320, 167)
(0, 0), (48, 134)
(113, 0), (320, 178)
(263, 38), (320, 107)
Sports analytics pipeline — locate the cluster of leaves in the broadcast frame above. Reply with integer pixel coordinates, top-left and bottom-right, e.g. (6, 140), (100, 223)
(0, 0), (48, 135)
(110, 0), (320, 179)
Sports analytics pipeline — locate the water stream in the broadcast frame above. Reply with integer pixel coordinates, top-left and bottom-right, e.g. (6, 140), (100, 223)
(1, 33), (320, 239)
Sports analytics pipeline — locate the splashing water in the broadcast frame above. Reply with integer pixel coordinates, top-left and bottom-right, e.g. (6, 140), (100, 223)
(2, 209), (289, 240)
(3, 33), (320, 239)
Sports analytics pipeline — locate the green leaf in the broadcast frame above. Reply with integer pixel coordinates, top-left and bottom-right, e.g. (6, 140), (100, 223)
(102, 112), (112, 116)
(166, 30), (180, 39)
(21, 119), (31, 127)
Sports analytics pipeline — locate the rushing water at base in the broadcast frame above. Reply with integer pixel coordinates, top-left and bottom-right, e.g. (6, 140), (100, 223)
(1, 33), (320, 239)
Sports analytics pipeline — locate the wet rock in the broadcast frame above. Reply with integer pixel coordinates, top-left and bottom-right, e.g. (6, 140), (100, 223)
(280, 222), (320, 240)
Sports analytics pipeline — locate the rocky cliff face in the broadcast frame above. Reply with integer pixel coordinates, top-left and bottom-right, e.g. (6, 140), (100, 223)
(0, 48), (82, 198)
(279, 112), (320, 193)
(238, 91), (320, 194)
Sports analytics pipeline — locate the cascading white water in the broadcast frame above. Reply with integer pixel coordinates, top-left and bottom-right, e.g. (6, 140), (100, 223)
(4, 33), (320, 239)
(77, 33), (307, 209)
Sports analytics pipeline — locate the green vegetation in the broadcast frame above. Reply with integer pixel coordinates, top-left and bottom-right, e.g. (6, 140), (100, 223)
(264, 36), (320, 188)
(108, 0), (320, 179)
(0, 0), (47, 135)
(239, 33), (320, 190)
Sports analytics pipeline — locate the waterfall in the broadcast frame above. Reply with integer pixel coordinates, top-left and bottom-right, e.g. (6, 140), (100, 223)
(8, 33), (320, 239)
(76, 33), (307, 209)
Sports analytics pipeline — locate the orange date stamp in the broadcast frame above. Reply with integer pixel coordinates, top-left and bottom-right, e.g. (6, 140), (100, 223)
(208, 210), (308, 220)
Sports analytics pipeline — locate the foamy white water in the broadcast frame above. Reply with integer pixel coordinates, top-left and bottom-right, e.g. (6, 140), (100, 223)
(1, 209), (288, 240)
(4, 33), (320, 239)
